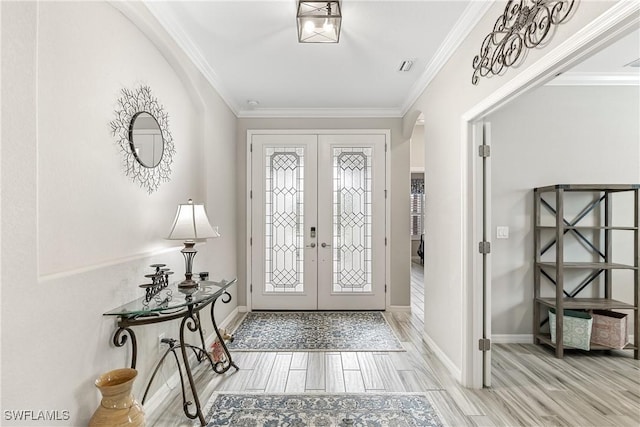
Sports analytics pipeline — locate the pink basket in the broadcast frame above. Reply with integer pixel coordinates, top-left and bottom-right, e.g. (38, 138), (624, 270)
(590, 310), (628, 349)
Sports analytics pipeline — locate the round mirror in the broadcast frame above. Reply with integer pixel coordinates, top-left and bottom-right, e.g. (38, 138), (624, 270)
(128, 112), (164, 168)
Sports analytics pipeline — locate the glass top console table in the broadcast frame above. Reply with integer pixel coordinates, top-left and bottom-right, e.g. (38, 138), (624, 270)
(104, 278), (239, 426)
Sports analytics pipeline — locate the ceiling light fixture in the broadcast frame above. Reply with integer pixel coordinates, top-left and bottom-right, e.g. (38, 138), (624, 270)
(297, 1), (341, 43)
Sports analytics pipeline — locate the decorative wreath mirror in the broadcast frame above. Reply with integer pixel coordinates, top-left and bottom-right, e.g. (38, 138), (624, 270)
(110, 86), (175, 193)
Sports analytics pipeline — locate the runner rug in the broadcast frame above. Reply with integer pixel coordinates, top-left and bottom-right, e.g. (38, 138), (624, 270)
(204, 393), (444, 426)
(227, 311), (404, 352)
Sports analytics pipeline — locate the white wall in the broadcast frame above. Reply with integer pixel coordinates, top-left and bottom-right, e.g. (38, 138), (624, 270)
(1, 2), (237, 425)
(488, 85), (640, 337)
(410, 124), (425, 259)
(410, 124), (425, 171)
(404, 0), (616, 380)
(236, 117), (411, 308)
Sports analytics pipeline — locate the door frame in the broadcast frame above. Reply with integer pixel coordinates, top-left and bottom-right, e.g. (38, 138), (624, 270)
(246, 129), (391, 312)
(461, 3), (639, 388)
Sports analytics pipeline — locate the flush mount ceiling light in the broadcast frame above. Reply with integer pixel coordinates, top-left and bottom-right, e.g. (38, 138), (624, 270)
(297, 1), (341, 43)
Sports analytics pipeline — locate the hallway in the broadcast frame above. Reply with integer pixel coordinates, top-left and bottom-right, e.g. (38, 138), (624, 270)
(148, 263), (640, 426)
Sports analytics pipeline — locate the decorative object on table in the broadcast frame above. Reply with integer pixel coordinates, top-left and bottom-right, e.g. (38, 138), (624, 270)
(110, 85), (175, 194)
(549, 308), (592, 351)
(167, 199), (220, 288)
(296, 0), (342, 43)
(204, 393), (443, 427)
(88, 368), (145, 427)
(210, 328), (234, 363)
(228, 311), (404, 352)
(199, 271), (209, 281)
(139, 264), (173, 306)
(590, 310), (629, 349)
(471, 0), (577, 85)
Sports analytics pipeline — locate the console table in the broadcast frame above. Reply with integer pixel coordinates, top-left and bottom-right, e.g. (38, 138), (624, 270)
(103, 278), (239, 426)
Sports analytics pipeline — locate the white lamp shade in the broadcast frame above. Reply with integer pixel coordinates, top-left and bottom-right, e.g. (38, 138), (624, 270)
(167, 199), (220, 240)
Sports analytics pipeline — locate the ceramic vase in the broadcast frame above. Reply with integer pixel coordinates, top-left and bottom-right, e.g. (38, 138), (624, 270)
(89, 368), (146, 427)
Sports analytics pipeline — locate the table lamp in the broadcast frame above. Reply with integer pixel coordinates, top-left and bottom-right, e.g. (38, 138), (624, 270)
(167, 199), (220, 288)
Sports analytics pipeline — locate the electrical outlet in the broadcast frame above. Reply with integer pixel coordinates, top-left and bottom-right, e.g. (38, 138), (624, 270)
(158, 333), (166, 352)
(496, 226), (509, 239)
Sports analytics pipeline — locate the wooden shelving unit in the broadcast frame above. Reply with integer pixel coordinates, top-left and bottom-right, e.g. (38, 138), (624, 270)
(533, 184), (639, 359)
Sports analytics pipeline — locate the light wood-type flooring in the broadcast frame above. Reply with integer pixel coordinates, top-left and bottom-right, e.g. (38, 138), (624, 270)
(147, 263), (640, 426)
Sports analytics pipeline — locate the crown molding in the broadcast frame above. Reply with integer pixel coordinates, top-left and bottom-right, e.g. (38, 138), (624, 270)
(400, 0), (495, 116)
(143, 4), (241, 115)
(237, 107), (403, 119)
(546, 71), (640, 86)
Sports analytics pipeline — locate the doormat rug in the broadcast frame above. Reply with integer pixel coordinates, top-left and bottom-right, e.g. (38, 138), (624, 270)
(204, 393), (444, 426)
(227, 312), (404, 352)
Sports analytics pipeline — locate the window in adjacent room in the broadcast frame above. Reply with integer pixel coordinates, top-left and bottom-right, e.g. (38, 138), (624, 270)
(410, 175), (424, 238)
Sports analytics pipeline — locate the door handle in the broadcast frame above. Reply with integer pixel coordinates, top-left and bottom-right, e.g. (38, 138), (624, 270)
(306, 243), (316, 248)
(321, 242), (331, 248)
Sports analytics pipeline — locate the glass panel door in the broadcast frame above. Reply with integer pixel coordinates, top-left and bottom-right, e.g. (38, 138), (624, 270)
(251, 134), (318, 310)
(317, 134), (386, 310)
(251, 132), (386, 311)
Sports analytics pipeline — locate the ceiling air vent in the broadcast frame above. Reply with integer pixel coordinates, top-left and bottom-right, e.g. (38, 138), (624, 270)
(624, 58), (640, 68)
(398, 60), (414, 72)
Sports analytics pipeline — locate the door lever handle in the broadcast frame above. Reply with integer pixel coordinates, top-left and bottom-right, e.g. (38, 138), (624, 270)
(306, 243), (316, 248)
(321, 242), (331, 248)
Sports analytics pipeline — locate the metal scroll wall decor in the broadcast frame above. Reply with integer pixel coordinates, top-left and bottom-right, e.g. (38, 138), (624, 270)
(472, 0), (577, 85)
(110, 86), (175, 193)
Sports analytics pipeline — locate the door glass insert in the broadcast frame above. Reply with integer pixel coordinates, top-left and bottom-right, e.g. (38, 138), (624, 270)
(332, 147), (373, 293)
(265, 147), (305, 293)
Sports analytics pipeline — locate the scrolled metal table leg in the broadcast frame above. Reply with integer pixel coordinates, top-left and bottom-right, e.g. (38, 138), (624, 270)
(179, 308), (206, 426)
(113, 327), (137, 369)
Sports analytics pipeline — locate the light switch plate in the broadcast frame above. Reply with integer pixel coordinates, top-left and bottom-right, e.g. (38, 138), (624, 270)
(496, 226), (509, 239)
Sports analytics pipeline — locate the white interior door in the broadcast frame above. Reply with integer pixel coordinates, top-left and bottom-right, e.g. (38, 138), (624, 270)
(474, 121), (492, 387)
(482, 122), (492, 387)
(250, 132), (387, 310)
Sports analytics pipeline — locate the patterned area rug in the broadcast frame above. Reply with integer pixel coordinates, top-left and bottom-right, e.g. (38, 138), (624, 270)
(204, 393), (444, 426)
(227, 311), (404, 352)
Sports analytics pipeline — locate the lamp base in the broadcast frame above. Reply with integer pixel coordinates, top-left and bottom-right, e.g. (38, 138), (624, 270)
(178, 278), (198, 289)
(179, 242), (198, 289)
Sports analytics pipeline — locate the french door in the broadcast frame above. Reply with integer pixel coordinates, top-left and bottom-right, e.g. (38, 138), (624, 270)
(250, 132), (387, 310)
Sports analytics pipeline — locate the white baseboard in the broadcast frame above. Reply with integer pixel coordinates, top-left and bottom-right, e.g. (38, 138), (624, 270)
(491, 334), (534, 344)
(422, 331), (462, 383)
(387, 305), (412, 313)
(143, 306), (240, 413)
(490, 334), (636, 346)
(237, 305), (249, 313)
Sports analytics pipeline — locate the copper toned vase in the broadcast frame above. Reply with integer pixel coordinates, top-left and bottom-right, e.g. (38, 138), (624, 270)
(89, 368), (145, 427)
